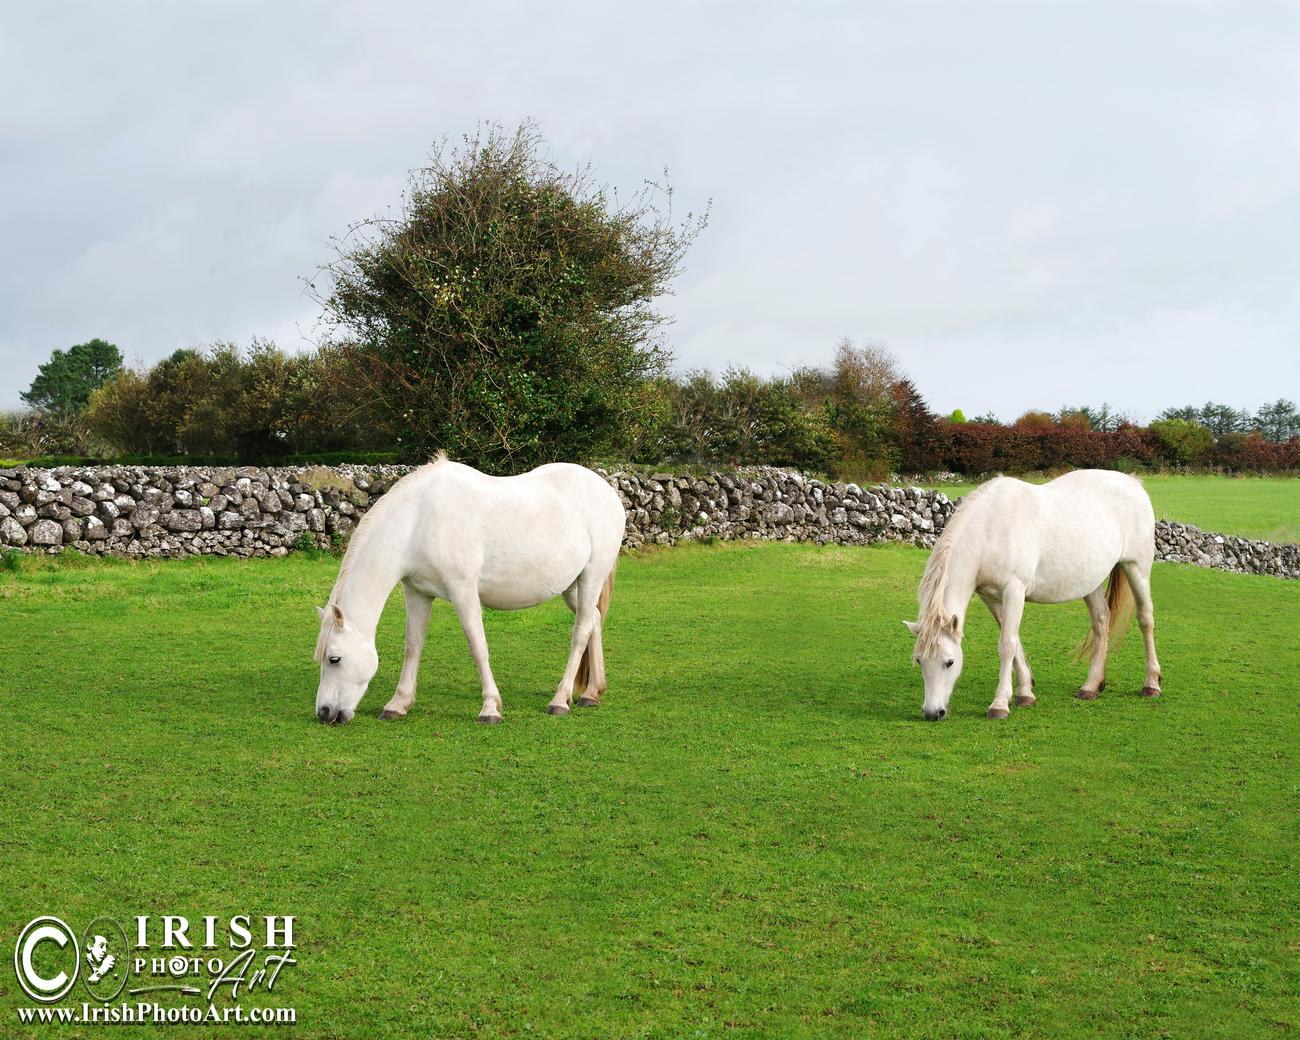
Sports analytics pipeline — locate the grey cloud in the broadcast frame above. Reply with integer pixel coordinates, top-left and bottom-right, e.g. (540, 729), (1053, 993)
(2, 1), (1297, 420)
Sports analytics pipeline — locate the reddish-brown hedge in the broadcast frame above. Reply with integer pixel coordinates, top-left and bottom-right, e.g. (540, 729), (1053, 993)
(931, 423), (1161, 474)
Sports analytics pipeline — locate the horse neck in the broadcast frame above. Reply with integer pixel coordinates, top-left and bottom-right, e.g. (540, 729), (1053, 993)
(928, 522), (982, 628)
(333, 525), (405, 638)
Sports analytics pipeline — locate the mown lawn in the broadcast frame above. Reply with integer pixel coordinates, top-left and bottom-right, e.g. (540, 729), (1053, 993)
(1, 544), (1296, 1039)
(923, 474), (1300, 543)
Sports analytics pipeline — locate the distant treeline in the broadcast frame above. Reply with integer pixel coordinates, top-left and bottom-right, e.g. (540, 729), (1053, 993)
(4, 336), (1297, 477)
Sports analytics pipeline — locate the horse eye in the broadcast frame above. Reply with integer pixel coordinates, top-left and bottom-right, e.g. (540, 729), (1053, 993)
(328, 655), (341, 665)
(944, 659), (954, 668)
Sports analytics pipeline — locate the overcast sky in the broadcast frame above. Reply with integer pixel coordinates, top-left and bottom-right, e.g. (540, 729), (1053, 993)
(3, 1), (1298, 420)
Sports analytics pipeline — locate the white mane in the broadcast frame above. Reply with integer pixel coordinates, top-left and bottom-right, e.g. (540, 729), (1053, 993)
(914, 481), (998, 655)
(314, 453), (448, 662)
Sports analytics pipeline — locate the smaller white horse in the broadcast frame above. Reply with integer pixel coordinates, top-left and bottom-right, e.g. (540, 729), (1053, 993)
(904, 470), (1162, 720)
(314, 456), (625, 725)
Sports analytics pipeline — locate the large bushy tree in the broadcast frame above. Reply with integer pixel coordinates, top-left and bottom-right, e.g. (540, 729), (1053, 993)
(21, 338), (123, 417)
(314, 122), (707, 470)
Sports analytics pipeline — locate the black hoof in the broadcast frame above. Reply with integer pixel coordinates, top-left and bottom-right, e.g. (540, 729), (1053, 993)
(1013, 694), (1036, 707)
(378, 709), (404, 720)
(1140, 686), (1161, 698)
(546, 704), (569, 716)
(1077, 688), (1099, 701)
(576, 696), (600, 708)
(987, 707), (1010, 719)
(477, 714), (503, 725)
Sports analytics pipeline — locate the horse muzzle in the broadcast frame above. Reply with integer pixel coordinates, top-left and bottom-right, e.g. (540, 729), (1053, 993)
(316, 705), (353, 725)
(921, 707), (947, 721)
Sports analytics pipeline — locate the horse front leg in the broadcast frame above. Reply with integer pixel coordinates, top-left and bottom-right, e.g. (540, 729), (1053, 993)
(981, 594), (1035, 706)
(987, 585), (1025, 719)
(451, 591), (504, 724)
(380, 584), (433, 720)
(1122, 561), (1162, 697)
(1077, 584), (1110, 700)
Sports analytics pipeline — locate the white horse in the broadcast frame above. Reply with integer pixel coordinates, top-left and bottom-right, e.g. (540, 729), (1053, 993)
(313, 456), (625, 725)
(904, 470), (1162, 720)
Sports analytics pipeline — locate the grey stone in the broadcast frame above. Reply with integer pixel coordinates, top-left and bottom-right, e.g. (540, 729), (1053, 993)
(130, 504), (161, 530)
(30, 519), (63, 546)
(162, 510), (203, 533)
(1, 516), (26, 545)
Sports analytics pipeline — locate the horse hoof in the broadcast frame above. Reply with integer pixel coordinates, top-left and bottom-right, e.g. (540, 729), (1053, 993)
(987, 707), (1010, 719)
(546, 704), (569, 716)
(1013, 694), (1036, 707)
(1140, 686), (1161, 698)
(576, 696), (600, 708)
(1076, 688), (1099, 701)
(378, 709), (404, 720)
(477, 713), (503, 725)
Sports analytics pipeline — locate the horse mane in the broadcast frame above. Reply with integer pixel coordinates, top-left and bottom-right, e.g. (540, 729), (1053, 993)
(314, 452), (449, 662)
(914, 480), (998, 655)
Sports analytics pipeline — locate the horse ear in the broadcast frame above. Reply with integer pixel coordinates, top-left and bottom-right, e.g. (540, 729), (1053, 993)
(903, 620), (921, 635)
(330, 603), (345, 627)
(315, 605), (326, 620)
(947, 615), (960, 634)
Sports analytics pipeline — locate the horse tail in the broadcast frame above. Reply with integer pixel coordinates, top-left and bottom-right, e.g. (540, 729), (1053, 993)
(574, 560), (617, 699)
(1079, 563), (1135, 659)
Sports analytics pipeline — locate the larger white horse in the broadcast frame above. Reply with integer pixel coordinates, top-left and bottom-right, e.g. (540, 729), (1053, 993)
(313, 456), (625, 725)
(904, 470), (1162, 720)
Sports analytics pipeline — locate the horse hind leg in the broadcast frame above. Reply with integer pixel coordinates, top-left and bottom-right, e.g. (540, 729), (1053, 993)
(1077, 584), (1110, 700)
(548, 574), (602, 716)
(1121, 560), (1161, 696)
(578, 617), (607, 707)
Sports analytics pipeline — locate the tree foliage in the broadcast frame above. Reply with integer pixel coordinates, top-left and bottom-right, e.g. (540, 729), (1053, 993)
(1150, 417), (1215, 465)
(87, 341), (379, 459)
(313, 122), (707, 470)
(21, 338), (123, 418)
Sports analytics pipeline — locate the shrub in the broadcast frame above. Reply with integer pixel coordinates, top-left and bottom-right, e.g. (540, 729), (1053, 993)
(314, 122), (706, 471)
(1013, 410), (1057, 432)
(0, 410), (100, 459)
(87, 341), (383, 460)
(644, 368), (837, 472)
(1211, 433), (1300, 472)
(1150, 418), (1214, 465)
(931, 422), (1161, 475)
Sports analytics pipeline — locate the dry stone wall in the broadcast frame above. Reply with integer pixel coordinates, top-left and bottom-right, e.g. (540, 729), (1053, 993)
(0, 463), (1295, 579)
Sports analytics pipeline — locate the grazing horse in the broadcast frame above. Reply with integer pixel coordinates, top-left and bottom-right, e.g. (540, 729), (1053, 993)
(904, 470), (1162, 720)
(313, 456), (624, 725)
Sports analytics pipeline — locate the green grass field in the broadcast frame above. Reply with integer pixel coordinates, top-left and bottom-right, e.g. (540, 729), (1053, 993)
(1, 544), (1296, 1038)
(922, 474), (1300, 544)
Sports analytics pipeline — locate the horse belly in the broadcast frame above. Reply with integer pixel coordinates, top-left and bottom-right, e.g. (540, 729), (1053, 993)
(477, 534), (589, 610)
(1026, 527), (1121, 603)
